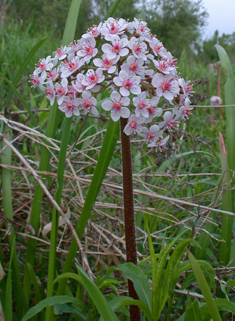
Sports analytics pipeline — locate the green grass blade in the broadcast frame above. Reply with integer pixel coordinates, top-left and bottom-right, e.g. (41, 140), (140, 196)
(56, 118), (119, 295)
(1, 131), (27, 319)
(4, 237), (15, 321)
(62, 0), (82, 45)
(45, 117), (72, 321)
(76, 265), (119, 321)
(188, 251), (222, 321)
(219, 133), (233, 265)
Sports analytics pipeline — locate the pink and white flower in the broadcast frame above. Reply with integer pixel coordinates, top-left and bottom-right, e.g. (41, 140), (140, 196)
(36, 56), (53, 78)
(148, 134), (170, 151)
(82, 69), (105, 90)
(55, 78), (68, 105)
(210, 95), (222, 106)
(113, 70), (141, 96)
(102, 35), (129, 60)
(93, 54), (118, 73)
(82, 22), (102, 38)
(121, 55), (144, 75)
(58, 97), (80, 117)
(179, 78), (193, 97)
(123, 114), (145, 135)
(142, 125), (161, 143)
(152, 74), (179, 101)
(61, 57), (83, 78)
(46, 68), (59, 82)
(77, 37), (98, 61)
(77, 91), (98, 115)
(159, 107), (178, 129)
(101, 18), (128, 40)
(145, 97), (162, 123)
(102, 91), (130, 121)
(44, 81), (55, 105)
(53, 47), (67, 63)
(149, 37), (167, 58)
(153, 59), (176, 75)
(128, 37), (148, 60)
(30, 69), (46, 90)
(133, 92), (150, 118)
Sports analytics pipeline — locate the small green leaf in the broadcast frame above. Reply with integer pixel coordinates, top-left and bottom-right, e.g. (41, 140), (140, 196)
(115, 262), (152, 312)
(188, 251), (222, 321)
(21, 296), (81, 321)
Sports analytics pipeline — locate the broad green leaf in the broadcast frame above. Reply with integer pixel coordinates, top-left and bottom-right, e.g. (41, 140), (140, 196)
(115, 262), (152, 312)
(218, 132), (233, 265)
(200, 299), (235, 320)
(21, 296), (81, 321)
(188, 251), (222, 321)
(215, 45), (235, 173)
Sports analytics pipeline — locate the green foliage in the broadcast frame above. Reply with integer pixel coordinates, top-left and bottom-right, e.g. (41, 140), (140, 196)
(143, 0), (208, 57)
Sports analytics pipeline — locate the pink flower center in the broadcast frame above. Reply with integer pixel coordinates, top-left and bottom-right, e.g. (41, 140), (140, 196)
(138, 102), (147, 109)
(56, 49), (63, 57)
(45, 90), (53, 95)
(89, 75), (98, 82)
(104, 58), (111, 68)
(148, 133), (154, 141)
(113, 102), (121, 110)
(140, 26), (145, 32)
(67, 103), (73, 110)
(68, 63), (77, 71)
(110, 23), (117, 34)
(162, 83), (171, 91)
(90, 27), (98, 36)
(85, 47), (93, 54)
(84, 101), (91, 108)
(147, 107), (153, 115)
(133, 45), (141, 53)
(130, 63), (137, 71)
(57, 88), (64, 94)
(38, 63), (45, 69)
(154, 45), (162, 52)
(48, 72), (56, 79)
(124, 80), (132, 88)
(113, 44), (120, 52)
(160, 62), (167, 70)
(130, 121), (137, 129)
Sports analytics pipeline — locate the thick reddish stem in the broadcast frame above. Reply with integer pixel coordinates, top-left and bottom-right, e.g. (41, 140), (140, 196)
(120, 117), (141, 321)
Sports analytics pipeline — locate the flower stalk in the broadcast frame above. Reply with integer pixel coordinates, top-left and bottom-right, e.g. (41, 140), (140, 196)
(120, 117), (141, 321)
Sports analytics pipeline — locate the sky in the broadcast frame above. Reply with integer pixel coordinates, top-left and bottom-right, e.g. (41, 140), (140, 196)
(202, 0), (235, 39)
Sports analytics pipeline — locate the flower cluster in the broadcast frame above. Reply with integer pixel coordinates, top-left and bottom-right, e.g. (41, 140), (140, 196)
(31, 17), (193, 151)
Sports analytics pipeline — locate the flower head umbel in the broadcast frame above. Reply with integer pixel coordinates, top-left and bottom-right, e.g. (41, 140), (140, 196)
(31, 17), (193, 152)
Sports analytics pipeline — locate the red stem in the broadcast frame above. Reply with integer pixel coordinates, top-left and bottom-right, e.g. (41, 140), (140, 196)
(120, 117), (141, 321)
